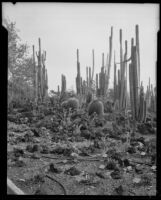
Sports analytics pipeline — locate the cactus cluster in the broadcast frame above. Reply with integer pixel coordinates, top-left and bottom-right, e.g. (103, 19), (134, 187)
(95, 27), (113, 98)
(112, 25), (151, 122)
(145, 78), (156, 113)
(34, 38), (48, 103)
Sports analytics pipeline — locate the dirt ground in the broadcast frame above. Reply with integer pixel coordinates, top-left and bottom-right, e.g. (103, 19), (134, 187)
(7, 106), (156, 195)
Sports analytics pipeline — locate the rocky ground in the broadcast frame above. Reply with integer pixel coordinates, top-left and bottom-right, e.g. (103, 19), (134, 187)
(7, 104), (157, 195)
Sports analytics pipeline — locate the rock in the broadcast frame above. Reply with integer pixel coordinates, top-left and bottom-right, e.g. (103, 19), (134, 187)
(104, 171), (112, 178)
(140, 174), (152, 186)
(140, 152), (146, 156)
(94, 139), (102, 149)
(64, 166), (81, 176)
(15, 158), (26, 167)
(105, 160), (117, 170)
(96, 171), (106, 179)
(137, 142), (144, 148)
(135, 165), (143, 174)
(13, 147), (24, 157)
(32, 144), (42, 152)
(34, 187), (48, 195)
(30, 127), (41, 137)
(123, 158), (130, 167)
(99, 164), (106, 170)
(31, 153), (41, 159)
(151, 154), (156, 164)
(33, 138), (41, 143)
(31, 174), (45, 184)
(133, 177), (141, 184)
(40, 145), (50, 154)
(126, 166), (133, 172)
(127, 146), (136, 154)
(80, 130), (91, 140)
(113, 185), (126, 195)
(88, 99), (104, 116)
(111, 169), (122, 179)
(102, 153), (108, 158)
(70, 152), (79, 158)
(26, 144), (33, 153)
(136, 137), (145, 145)
(151, 165), (156, 172)
(49, 163), (62, 174)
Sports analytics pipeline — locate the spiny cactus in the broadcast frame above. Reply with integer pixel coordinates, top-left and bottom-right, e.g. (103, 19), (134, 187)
(88, 99), (104, 116)
(61, 97), (79, 111)
(32, 45), (37, 103)
(36, 38), (42, 102)
(76, 49), (81, 94)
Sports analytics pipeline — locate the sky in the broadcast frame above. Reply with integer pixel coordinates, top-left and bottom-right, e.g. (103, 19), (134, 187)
(2, 3), (159, 92)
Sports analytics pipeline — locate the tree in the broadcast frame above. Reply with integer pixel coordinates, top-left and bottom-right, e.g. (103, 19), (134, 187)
(3, 18), (34, 106)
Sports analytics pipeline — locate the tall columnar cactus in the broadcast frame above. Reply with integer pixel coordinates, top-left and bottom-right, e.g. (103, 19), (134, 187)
(121, 40), (128, 109)
(138, 83), (145, 122)
(45, 68), (48, 97)
(100, 66), (105, 96)
(41, 50), (46, 100)
(76, 49), (81, 94)
(118, 69), (121, 103)
(119, 29), (123, 81)
(80, 77), (83, 95)
(129, 62), (134, 120)
(36, 38), (42, 102)
(32, 45), (37, 103)
(57, 85), (60, 95)
(82, 80), (86, 95)
(130, 42), (139, 120)
(99, 72), (102, 96)
(106, 26), (113, 93)
(86, 66), (89, 88)
(89, 67), (91, 88)
(113, 51), (117, 102)
(102, 53), (104, 68)
(91, 49), (95, 83)
(96, 73), (98, 96)
(61, 74), (66, 95)
(135, 25), (140, 88)
(119, 29), (123, 109)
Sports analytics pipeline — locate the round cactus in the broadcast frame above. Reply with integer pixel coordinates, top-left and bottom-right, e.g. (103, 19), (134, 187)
(61, 97), (79, 110)
(88, 99), (104, 116)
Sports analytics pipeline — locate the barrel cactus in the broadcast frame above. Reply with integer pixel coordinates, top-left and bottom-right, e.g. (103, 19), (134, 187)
(61, 97), (79, 110)
(88, 99), (104, 116)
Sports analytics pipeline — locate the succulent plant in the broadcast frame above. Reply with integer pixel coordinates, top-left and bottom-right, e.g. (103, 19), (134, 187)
(88, 99), (104, 116)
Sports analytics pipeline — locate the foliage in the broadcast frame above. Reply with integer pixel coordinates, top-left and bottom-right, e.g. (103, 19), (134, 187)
(4, 18), (34, 107)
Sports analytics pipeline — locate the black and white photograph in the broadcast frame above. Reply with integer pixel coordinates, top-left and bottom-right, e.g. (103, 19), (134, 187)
(3, 2), (159, 195)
